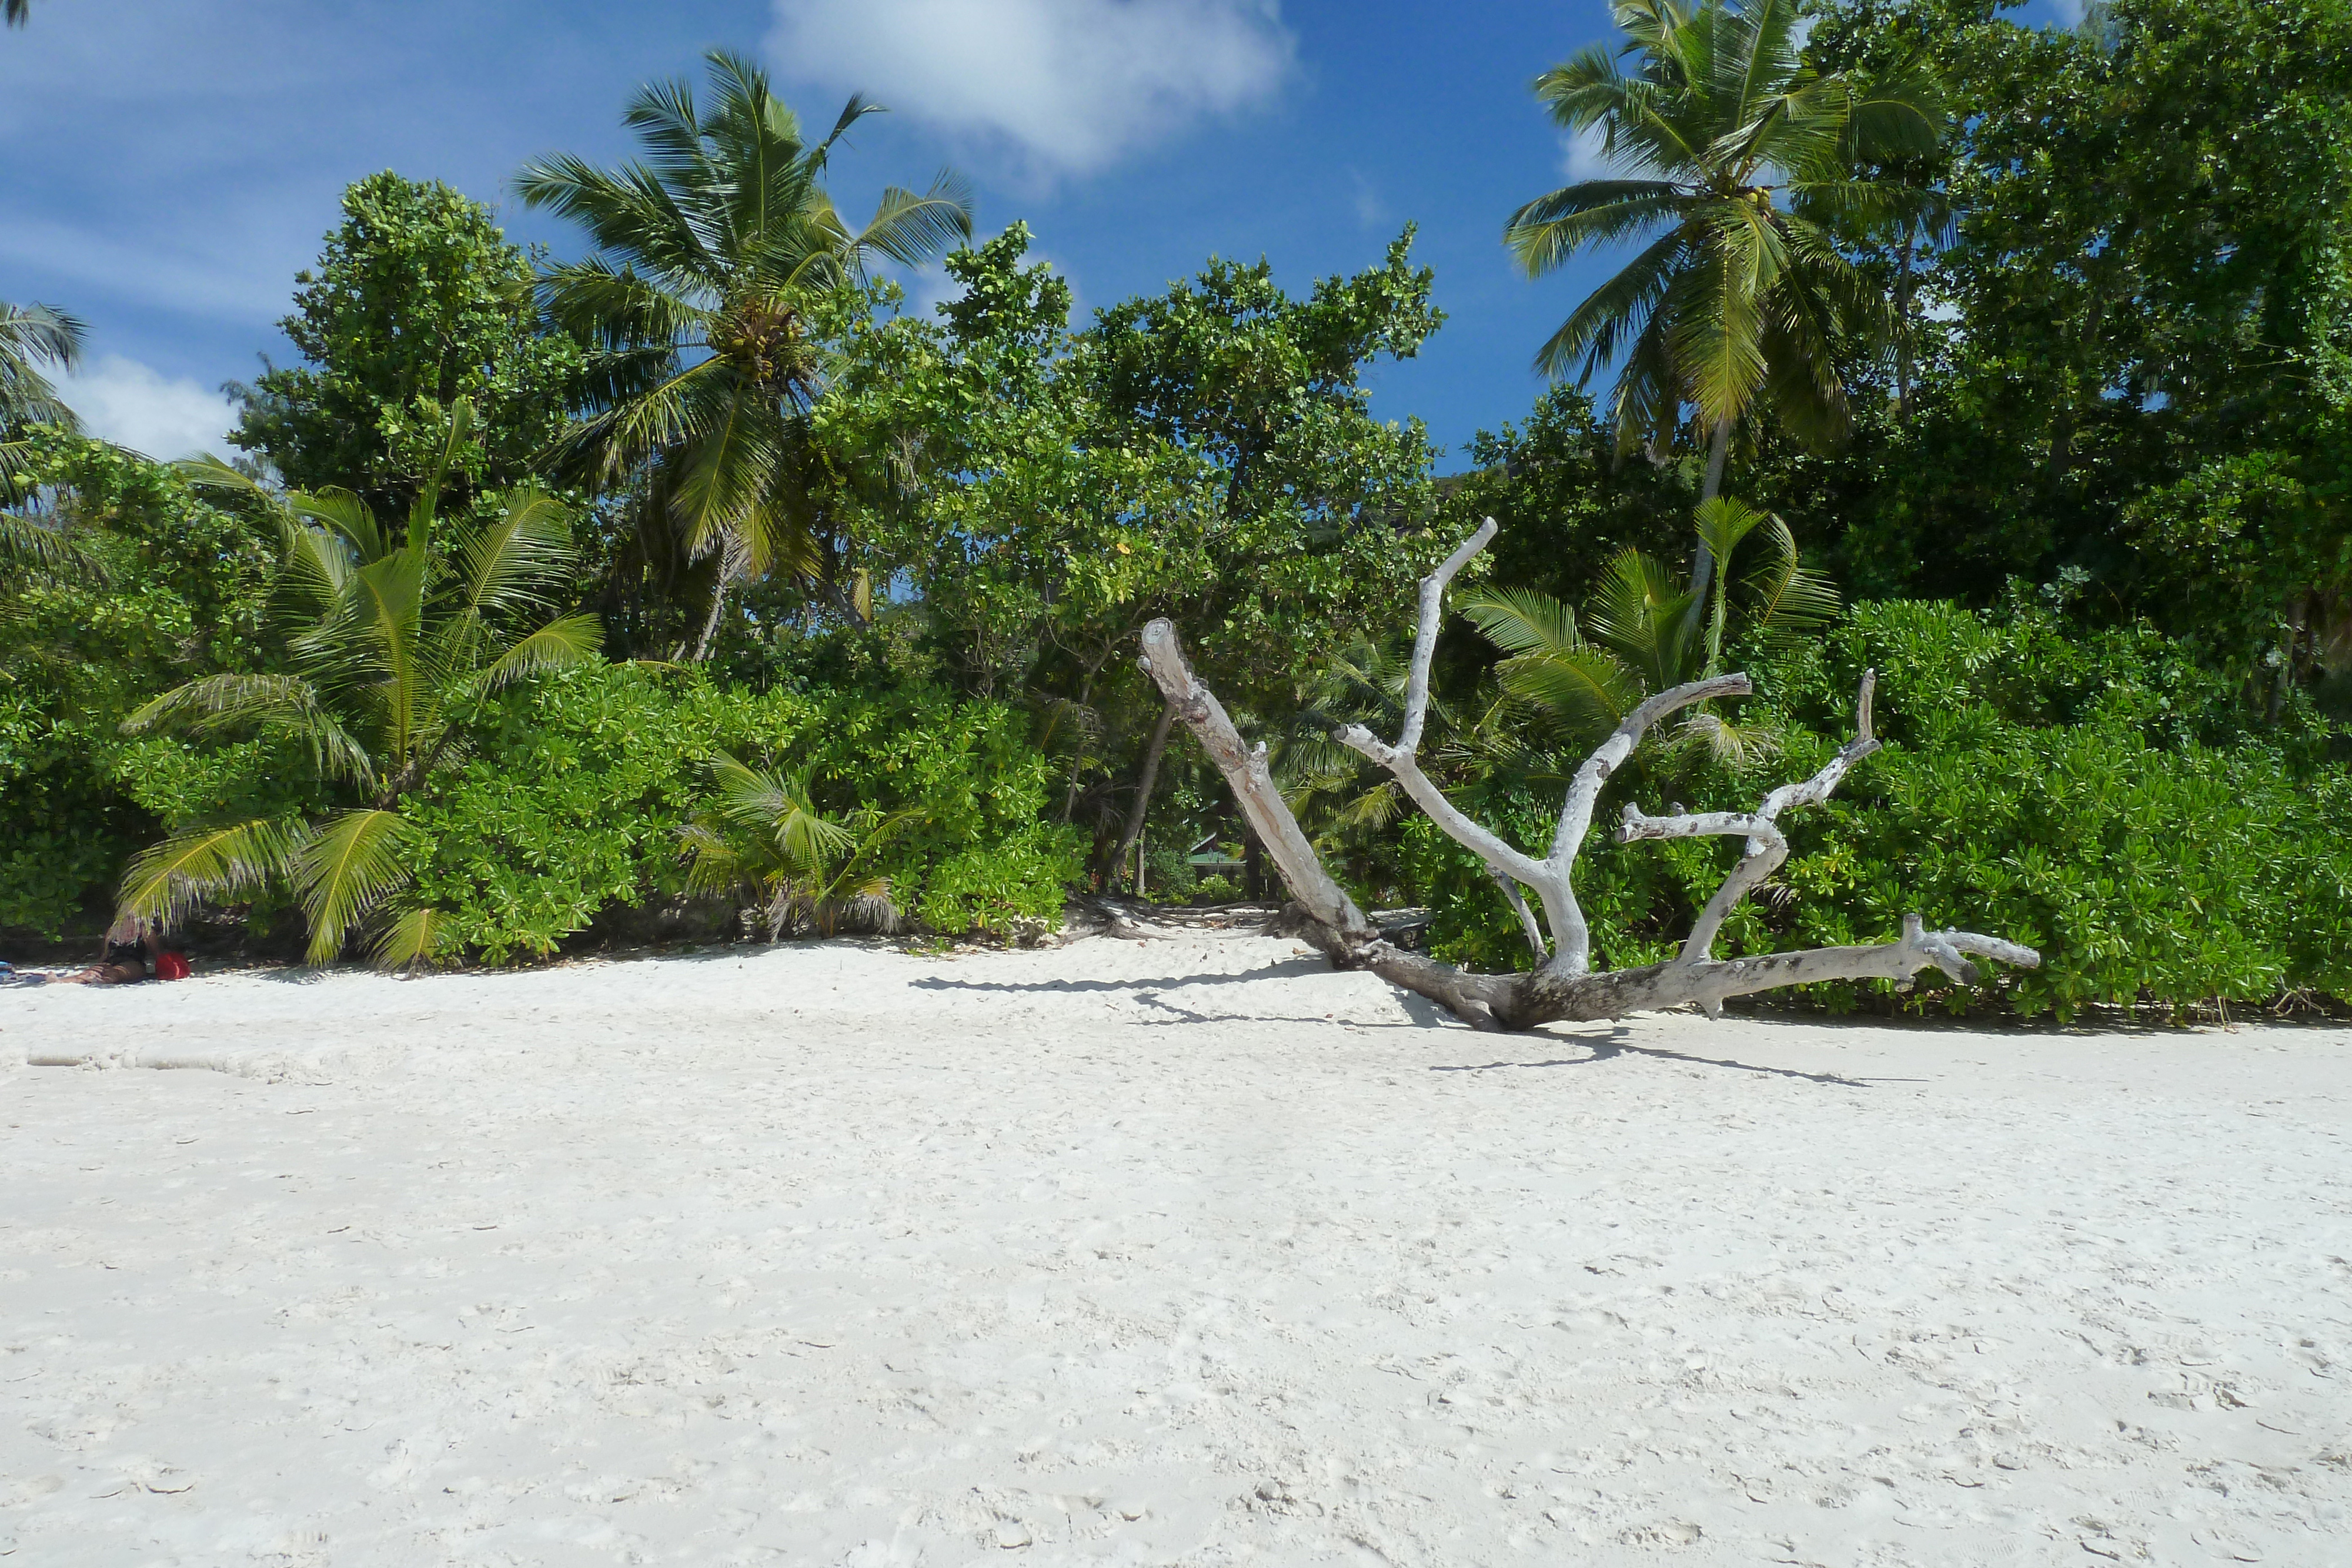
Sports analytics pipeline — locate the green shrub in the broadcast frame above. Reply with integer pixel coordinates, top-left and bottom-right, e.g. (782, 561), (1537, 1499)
(918, 824), (1086, 938)
(1403, 600), (2352, 1018)
(0, 436), (276, 937)
(392, 663), (1075, 961)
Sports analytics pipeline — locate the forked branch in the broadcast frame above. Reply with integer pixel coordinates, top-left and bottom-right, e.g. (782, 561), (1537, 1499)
(1140, 521), (2040, 1031)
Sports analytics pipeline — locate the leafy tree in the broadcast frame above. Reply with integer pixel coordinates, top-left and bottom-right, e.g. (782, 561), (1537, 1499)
(1432, 383), (1693, 613)
(1800, 0), (2352, 714)
(1, 435), (276, 937)
(1504, 0), (1945, 538)
(518, 47), (974, 660)
(229, 173), (583, 514)
(117, 404), (601, 964)
(818, 225), (1453, 869)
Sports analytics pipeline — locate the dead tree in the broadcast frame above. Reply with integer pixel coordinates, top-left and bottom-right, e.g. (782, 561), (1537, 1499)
(1136, 519), (2039, 1031)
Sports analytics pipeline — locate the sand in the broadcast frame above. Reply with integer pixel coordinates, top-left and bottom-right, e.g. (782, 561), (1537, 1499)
(4, 930), (2349, 1566)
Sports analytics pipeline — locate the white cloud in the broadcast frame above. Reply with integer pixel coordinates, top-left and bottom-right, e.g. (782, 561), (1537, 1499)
(53, 355), (239, 461)
(767, 0), (1295, 176)
(1560, 123), (1615, 182)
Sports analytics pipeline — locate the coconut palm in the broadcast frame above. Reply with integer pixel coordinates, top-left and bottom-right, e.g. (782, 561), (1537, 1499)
(4, 2), (31, 29)
(1462, 497), (1836, 757)
(115, 402), (602, 965)
(2, 300), (98, 587)
(2, 300), (85, 492)
(1505, 0), (1944, 556)
(680, 752), (914, 937)
(516, 48), (973, 659)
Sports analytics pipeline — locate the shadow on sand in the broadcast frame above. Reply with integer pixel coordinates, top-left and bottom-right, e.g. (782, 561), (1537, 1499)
(1432, 1031), (1889, 1088)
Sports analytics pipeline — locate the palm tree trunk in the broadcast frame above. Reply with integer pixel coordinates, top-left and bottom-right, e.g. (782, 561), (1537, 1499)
(1690, 415), (1734, 605)
(683, 576), (728, 663)
(1895, 232), (1917, 420)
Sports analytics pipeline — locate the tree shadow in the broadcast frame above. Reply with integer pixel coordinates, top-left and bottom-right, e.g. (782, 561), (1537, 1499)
(908, 956), (1336, 997)
(1431, 1031), (1881, 1088)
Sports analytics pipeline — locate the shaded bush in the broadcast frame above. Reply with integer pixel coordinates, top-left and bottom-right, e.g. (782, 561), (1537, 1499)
(392, 664), (1075, 962)
(0, 436), (276, 938)
(1405, 600), (2352, 1018)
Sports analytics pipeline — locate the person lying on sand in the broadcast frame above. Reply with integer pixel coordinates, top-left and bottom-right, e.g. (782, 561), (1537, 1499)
(64, 914), (159, 986)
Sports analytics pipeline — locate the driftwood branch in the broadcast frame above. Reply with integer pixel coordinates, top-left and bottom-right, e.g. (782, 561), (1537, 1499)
(1140, 521), (2039, 1030)
(1617, 668), (1882, 1006)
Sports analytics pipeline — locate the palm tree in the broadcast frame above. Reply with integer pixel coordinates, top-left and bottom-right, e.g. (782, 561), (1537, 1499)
(2, 300), (85, 492)
(2, 300), (93, 586)
(1504, 0), (1943, 594)
(4, 2), (31, 29)
(517, 48), (973, 660)
(680, 752), (913, 936)
(115, 402), (602, 965)
(1462, 497), (1836, 756)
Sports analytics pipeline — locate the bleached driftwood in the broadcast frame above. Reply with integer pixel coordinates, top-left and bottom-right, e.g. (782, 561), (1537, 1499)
(1136, 520), (2039, 1031)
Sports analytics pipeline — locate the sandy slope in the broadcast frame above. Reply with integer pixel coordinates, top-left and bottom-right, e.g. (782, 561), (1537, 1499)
(3, 931), (2349, 1567)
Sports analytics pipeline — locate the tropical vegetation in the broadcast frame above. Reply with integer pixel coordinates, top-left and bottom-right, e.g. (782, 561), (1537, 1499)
(2, 0), (2348, 1022)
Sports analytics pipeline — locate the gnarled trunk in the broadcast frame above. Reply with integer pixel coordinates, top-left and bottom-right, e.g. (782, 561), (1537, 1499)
(1137, 520), (2040, 1031)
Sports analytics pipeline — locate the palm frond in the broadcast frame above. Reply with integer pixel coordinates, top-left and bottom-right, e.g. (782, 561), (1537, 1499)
(467, 613), (604, 698)
(1531, 226), (1689, 381)
(406, 396), (475, 536)
(850, 171), (977, 272)
(1738, 511), (1840, 639)
(117, 817), (304, 930)
(370, 905), (448, 969)
(1586, 545), (1696, 690)
(0, 301), (85, 433)
(289, 487), (390, 564)
(456, 483), (579, 623)
(119, 675), (377, 787)
(1506, 181), (1690, 278)
(1499, 643), (1643, 740)
(291, 808), (423, 965)
(1459, 587), (1584, 657)
(0, 511), (105, 584)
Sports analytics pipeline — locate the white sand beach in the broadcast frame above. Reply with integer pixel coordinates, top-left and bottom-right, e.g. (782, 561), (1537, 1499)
(4, 930), (2349, 1566)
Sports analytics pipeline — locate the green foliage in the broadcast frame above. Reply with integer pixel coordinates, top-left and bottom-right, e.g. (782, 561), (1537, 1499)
(0, 434), (276, 936)
(918, 825), (1087, 940)
(1406, 599), (2351, 1015)
(1, 299), (85, 488)
(1506, 0), (1945, 457)
(1795, 0), (2352, 673)
(119, 404), (603, 962)
(519, 48), (973, 659)
(1436, 385), (1695, 609)
(796, 222), (1455, 869)
(231, 172), (584, 510)
(393, 664), (1074, 961)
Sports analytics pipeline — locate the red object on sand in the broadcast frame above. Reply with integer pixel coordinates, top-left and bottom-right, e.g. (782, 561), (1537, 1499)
(154, 951), (191, 981)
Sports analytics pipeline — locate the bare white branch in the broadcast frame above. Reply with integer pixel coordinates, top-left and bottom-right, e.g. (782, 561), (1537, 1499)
(1632, 669), (1882, 965)
(1333, 728), (1551, 889)
(1488, 865), (1549, 959)
(1331, 518), (1561, 947)
(1141, 536), (2042, 1033)
(1539, 671), (1752, 974)
(1398, 518), (1497, 755)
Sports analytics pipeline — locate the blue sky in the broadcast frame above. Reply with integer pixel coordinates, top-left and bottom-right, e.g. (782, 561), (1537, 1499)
(0, 0), (2075, 470)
